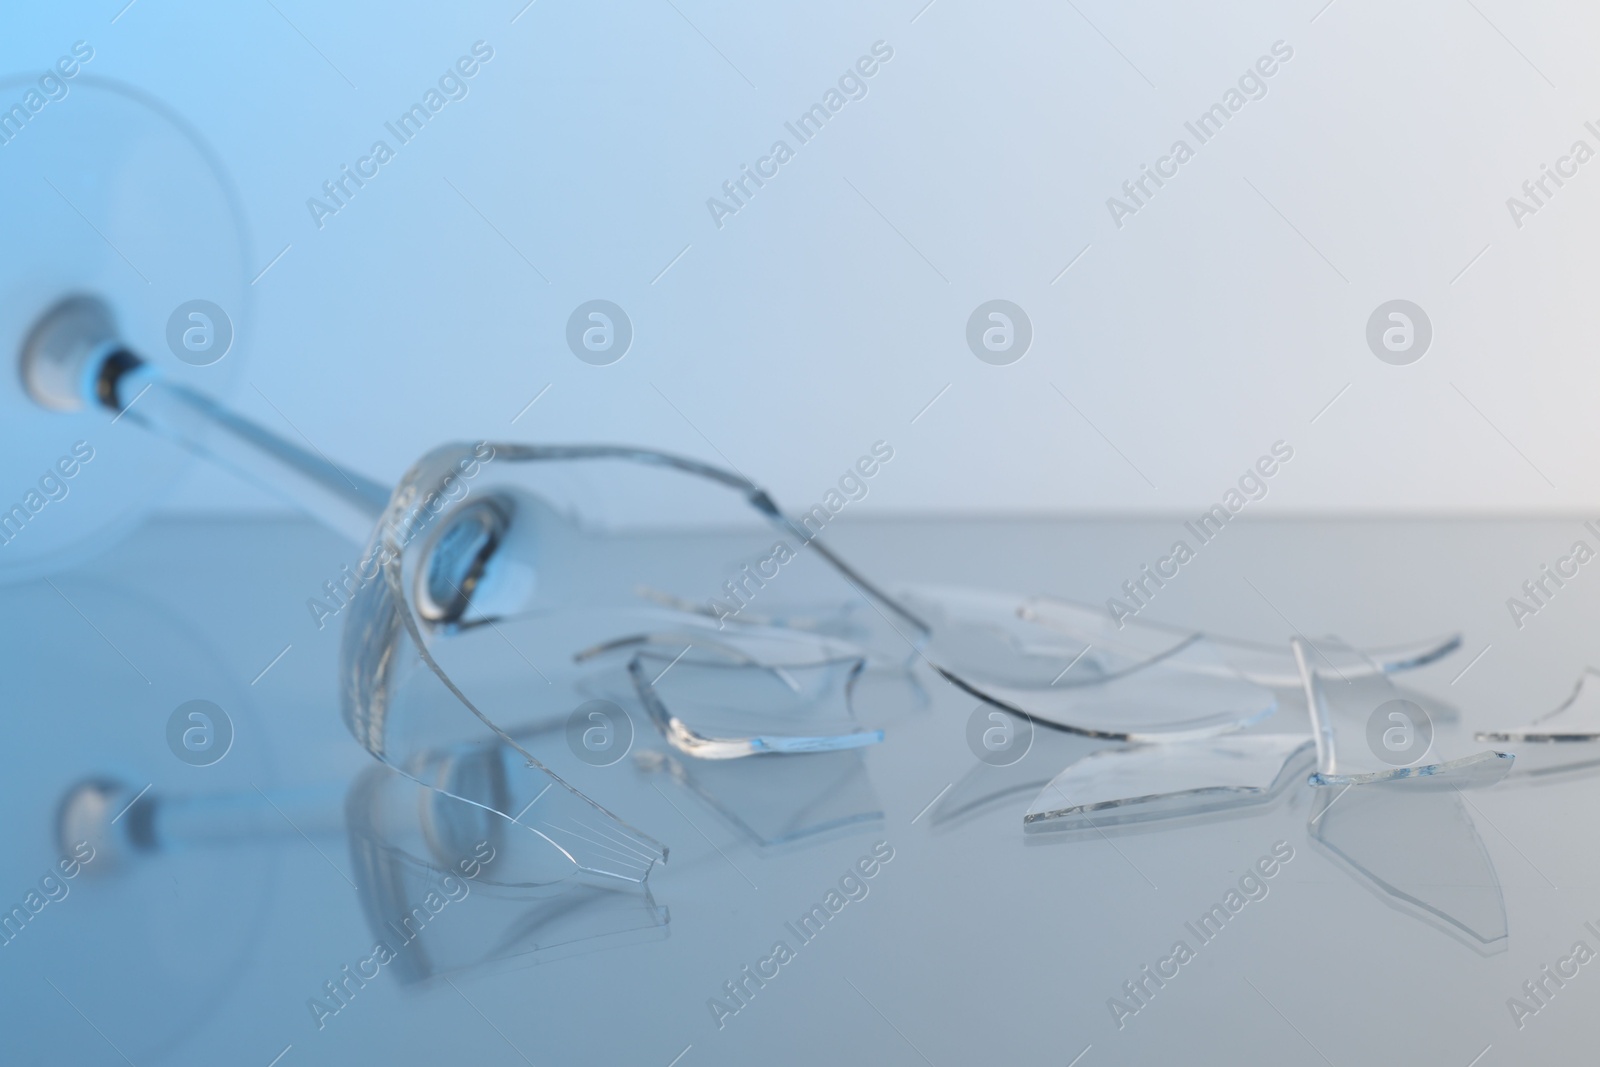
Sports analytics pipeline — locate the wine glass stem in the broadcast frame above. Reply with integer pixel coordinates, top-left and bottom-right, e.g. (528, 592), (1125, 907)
(119, 363), (389, 546)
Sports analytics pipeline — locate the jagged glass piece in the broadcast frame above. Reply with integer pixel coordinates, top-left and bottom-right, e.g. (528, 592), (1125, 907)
(1309, 757), (1512, 951)
(583, 627), (879, 758)
(1478, 668), (1600, 744)
(1293, 636), (1510, 787)
(1022, 594), (1460, 688)
(906, 586), (1276, 740)
(633, 585), (881, 650)
(1023, 735), (1314, 832)
(931, 721), (1101, 829)
(340, 447), (672, 887)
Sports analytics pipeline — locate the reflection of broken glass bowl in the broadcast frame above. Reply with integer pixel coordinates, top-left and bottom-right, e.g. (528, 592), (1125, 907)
(904, 586), (1278, 740)
(1023, 735), (1314, 832)
(345, 756), (669, 980)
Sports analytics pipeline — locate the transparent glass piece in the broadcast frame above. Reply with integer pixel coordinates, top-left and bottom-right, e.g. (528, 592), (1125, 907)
(931, 720), (1101, 829)
(1022, 594), (1461, 688)
(634, 585), (882, 650)
(607, 633), (880, 758)
(1472, 669), (1600, 780)
(1023, 735), (1314, 833)
(906, 586), (1277, 740)
(638, 747), (883, 847)
(1293, 636), (1511, 786)
(1309, 758), (1512, 951)
(1478, 667), (1600, 744)
(341, 484), (668, 886)
(341, 441), (932, 882)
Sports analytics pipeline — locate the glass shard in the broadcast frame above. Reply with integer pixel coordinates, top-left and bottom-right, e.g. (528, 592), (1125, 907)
(1023, 734), (1314, 833)
(1478, 667), (1600, 743)
(1309, 760), (1511, 951)
(1293, 636), (1511, 787)
(340, 451), (671, 886)
(906, 586), (1277, 740)
(581, 626), (882, 758)
(1023, 593), (1461, 688)
(931, 719), (1102, 829)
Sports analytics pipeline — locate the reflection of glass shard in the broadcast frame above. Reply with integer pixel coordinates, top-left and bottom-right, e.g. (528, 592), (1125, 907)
(638, 747), (883, 847)
(1309, 761), (1511, 952)
(1023, 735), (1314, 833)
(345, 759), (668, 983)
(906, 586), (1279, 740)
(1293, 636), (1510, 787)
(1023, 593), (1461, 687)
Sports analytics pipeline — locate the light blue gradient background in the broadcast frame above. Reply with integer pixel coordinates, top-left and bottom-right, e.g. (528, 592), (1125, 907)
(4, 0), (1594, 522)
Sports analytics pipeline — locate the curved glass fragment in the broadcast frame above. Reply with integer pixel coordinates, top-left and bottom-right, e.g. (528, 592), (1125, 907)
(905, 586), (1277, 740)
(340, 447), (672, 887)
(1294, 635), (1511, 787)
(577, 626), (882, 758)
(1023, 735), (1314, 833)
(1020, 593), (1461, 688)
(1478, 667), (1600, 744)
(931, 722), (1102, 829)
(1474, 668), (1600, 779)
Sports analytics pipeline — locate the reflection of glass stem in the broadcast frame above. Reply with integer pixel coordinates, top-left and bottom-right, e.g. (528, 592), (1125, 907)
(58, 777), (346, 871)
